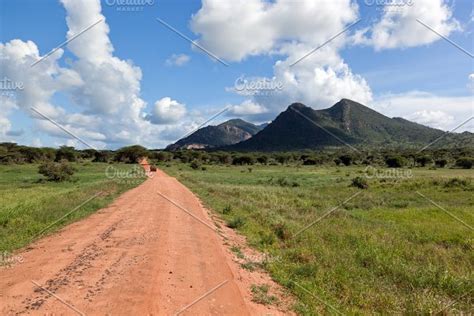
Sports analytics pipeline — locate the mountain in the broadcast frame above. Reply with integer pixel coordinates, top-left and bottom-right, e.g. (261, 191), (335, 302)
(167, 119), (264, 150)
(228, 99), (462, 151)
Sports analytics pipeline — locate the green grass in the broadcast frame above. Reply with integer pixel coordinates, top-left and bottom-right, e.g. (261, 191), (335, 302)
(0, 163), (144, 253)
(162, 163), (474, 314)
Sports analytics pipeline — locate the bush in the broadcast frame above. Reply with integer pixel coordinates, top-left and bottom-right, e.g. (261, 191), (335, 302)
(416, 156), (432, 167)
(339, 154), (353, 166)
(455, 158), (473, 169)
(55, 146), (76, 162)
(351, 176), (368, 189)
(222, 205), (232, 214)
(114, 145), (148, 163)
(385, 156), (405, 168)
(190, 160), (201, 170)
(303, 158), (317, 165)
(443, 177), (471, 188)
(227, 216), (245, 229)
(232, 155), (256, 165)
(38, 161), (76, 182)
(435, 159), (448, 168)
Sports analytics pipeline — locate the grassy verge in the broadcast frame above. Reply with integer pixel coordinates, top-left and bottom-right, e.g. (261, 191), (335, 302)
(162, 163), (473, 314)
(0, 163), (145, 253)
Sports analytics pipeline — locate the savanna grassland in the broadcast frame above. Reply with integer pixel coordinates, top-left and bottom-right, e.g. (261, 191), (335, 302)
(0, 163), (144, 254)
(161, 163), (474, 315)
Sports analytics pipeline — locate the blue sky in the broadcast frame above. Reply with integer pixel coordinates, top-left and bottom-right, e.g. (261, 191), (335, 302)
(0, 0), (473, 149)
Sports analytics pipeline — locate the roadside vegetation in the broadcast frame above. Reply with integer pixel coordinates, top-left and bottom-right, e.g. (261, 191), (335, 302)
(0, 163), (145, 253)
(2, 142), (473, 313)
(161, 163), (473, 314)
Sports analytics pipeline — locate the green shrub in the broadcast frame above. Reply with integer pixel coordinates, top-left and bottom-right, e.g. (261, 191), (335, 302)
(339, 154), (353, 166)
(416, 156), (432, 167)
(250, 284), (278, 305)
(190, 160), (201, 170)
(385, 156), (405, 168)
(38, 161), (76, 182)
(455, 158), (473, 169)
(435, 159), (448, 168)
(227, 216), (245, 229)
(443, 178), (471, 188)
(351, 176), (368, 189)
(222, 205), (232, 214)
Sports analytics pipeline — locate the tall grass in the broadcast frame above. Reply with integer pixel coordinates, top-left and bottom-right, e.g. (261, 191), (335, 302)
(163, 164), (473, 314)
(0, 163), (144, 252)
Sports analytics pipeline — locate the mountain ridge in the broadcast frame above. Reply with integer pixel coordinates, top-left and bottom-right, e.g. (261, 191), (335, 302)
(167, 99), (473, 151)
(166, 119), (264, 150)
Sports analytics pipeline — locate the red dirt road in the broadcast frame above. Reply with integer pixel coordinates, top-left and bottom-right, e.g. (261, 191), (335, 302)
(0, 169), (291, 315)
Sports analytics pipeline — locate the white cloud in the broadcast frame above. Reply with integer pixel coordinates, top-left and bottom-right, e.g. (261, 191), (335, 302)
(147, 97), (187, 124)
(165, 54), (190, 66)
(31, 138), (42, 147)
(191, 0), (358, 62)
(229, 100), (268, 115)
(191, 0), (372, 115)
(406, 110), (455, 131)
(0, 95), (17, 141)
(371, 91), (473, 132)
(357, 0), (460, 50)
(0, 0), (191, 149)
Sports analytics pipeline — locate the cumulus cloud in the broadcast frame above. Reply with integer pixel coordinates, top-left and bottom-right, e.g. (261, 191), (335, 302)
(191, 0), (372, 115)
(371, 91), (473, 132)
(406, 110), (455, 131)
(165, 54), (190, 66)
(147, 97), (187, 124)
(191, 0), (358, 62)
(1, 0), (188, 148)
(229, 100), (268, 115)
(356, 0), (460, 50)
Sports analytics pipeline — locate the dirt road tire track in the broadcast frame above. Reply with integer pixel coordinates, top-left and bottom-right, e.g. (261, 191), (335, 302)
(0, 169), (291, 315)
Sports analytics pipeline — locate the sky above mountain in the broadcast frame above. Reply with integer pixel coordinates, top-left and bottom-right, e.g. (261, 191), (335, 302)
(1, 0), (473, 149)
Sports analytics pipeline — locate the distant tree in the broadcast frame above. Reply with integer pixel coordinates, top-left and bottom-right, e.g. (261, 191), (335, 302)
(415, 156), (433, 167)
(256, 155), (269, 165)
(339, 154), (353, 166)
(385, 156), (405, 168)
(232, 155), (255, 165)
(55, 146), (77, 162)
(435, 159), (448, 168)
(275, 153), (291, 164)
(218, 153), (233, 164)
(153, 151), (172, 162)
(92, 150), (112, 163)
(19, 147), (44, 163)
(190, 159), (201, 170)
(114, 145), (149, 163)
(455, 158), (473, 169)
(303, 158), (317, 165)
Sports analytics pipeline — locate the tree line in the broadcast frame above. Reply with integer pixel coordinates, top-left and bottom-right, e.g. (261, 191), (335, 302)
(1, 142), (473, 169)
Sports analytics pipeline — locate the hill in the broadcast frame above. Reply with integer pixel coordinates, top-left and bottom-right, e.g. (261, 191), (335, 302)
(228, 99), (468, 151)
(166, 119), (264, 150)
